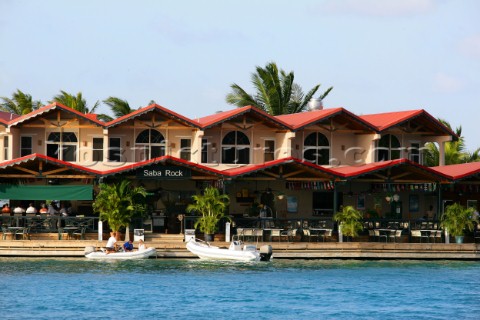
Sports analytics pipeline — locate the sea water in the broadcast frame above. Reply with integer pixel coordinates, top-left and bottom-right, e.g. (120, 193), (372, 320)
(0, 258), (479, 319)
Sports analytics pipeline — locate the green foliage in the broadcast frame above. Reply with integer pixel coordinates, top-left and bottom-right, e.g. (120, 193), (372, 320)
(186, 186), (230, 235)
(103, 96), (134, 118)
(0, 89), (43, 115)
(333, 205), (363, 238)
(440, 202), (478, 237)
(51, 90), (100, 114)
(424, 119), (480, 166)
(93, 180), (147, 232)
(226, 61), (333, 115)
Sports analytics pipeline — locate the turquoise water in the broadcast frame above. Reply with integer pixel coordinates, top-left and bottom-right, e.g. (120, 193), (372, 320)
(0, 258), (479, 319)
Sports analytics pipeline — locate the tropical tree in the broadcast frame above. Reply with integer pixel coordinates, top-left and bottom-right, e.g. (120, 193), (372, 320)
(103, 96), (135, 118)
(440, 203), (478, 241)
(0, 89), (43, 115)
(333, 205), (363, 241)
(424, 119), (480, 166)
(92, 180), (147, 232)
(226, 61), (333, 115)
(186, 186), (230, 238)
(51, 90), (100, 114)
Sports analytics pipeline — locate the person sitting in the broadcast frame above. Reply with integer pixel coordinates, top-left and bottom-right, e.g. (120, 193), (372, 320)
(123, 239), (134, 252)
(59, 203), (68, 217)
(13, 205), (25, 215)
(138, 239), (147, 251)
(105, 232), (118, 254)
(47, 202), (58, 215)
(39, 203), (48, 214)
(26, 203), (37, 215)
(2, 204), (11, 214)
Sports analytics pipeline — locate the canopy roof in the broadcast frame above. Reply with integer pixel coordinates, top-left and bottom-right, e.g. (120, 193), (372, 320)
(431, 162), (480, 181)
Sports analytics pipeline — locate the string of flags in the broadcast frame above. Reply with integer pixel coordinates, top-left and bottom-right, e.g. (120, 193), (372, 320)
(196, 180), (224, 190)
(286, 181), (335, 191)
(371, 183), (437, 193)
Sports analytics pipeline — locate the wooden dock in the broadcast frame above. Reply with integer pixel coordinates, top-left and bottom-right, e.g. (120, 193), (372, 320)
(1, 233), (479, 259)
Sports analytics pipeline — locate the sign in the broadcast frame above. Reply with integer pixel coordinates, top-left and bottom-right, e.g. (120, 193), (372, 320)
(134, 229), (145, 242)
(137, 165), (191, 179)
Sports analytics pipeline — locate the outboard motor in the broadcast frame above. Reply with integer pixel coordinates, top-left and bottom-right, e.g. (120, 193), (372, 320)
(259, 245), (273, 261)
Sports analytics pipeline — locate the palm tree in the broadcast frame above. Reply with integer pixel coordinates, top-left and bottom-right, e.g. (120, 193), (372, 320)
(424, 119), (480, 166)
(51, 90), (100, 114)
(103, 96), (135, 118)
(92, 180), (147, 233)
(333, 205), (363, 241)
(186, 186), (230, 239)
(0, 89), (43, 115)
(226, 62), (333, 115)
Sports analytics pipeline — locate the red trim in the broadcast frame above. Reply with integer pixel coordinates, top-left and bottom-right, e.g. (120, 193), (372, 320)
(330, 158), (451, 180)
(105, 104), (202, 128)
(9, 102), (105, 127)
(0, 153), (102, 175)
(195, 106), (291, 129)
(432, 162), (480, 180)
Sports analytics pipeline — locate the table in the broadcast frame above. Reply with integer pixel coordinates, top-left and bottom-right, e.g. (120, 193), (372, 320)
(376, 229), (396, 242)
(308, 228), (332, 242)
(60, 226), (79, 240)
(420, 230), (440, 243)
(263, 228), (285, 242)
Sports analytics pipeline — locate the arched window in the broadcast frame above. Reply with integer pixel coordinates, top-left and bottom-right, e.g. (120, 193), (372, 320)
(46, 132), (78, 161)
(303, 132), (330, 165)
(376, 134), (401, 161)
(222, 131), (250, 164)
(135, 129), (165, 160)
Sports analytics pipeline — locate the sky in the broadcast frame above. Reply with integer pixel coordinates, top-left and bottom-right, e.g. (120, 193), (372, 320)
(1, 0), (479, 151)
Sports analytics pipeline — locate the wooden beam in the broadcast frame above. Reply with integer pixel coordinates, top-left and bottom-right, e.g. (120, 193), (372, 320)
(42, 168), (70, 175)
(283, 169), (304, 178)
(13, 166), (38, 175)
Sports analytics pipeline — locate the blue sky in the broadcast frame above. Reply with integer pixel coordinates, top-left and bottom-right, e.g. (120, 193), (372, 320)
(1, 0), (479, 151)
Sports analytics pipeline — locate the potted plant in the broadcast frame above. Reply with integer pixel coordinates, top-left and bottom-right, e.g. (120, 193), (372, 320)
(186, 186), (230, 242)
(440, 202), (478, 244)
(333, 205), (363, 242)
(93, 180), (147, 237)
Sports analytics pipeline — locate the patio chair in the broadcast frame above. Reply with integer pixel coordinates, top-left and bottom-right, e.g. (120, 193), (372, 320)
(389, 230), (402, 243)
(252, 229), (263, 242)
(73, 226), (87, 240)
(2, 226), (13, 240)
(368, 229), (376, 242)
(430, 230), (442, 243)
(15, 227), (30, 240)
(411, 230), (421, 242)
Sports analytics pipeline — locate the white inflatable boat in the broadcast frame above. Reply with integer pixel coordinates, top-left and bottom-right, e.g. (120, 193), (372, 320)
(186, 239), (272, 262)
(85, 247), (156, 260)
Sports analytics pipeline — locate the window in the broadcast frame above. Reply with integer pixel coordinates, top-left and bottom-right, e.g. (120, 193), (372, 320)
(108, 137), (121, 162)
(3, 136), (8, 160)
(93, 138), (103, 162)
(135, 129), (165, 160)
(180, 139), (191, 161)
(201, 138), (209, 163)
(46, 132), (78, 161)
(303, 132), (330, 165)
(264, 140), (275, 162)
(221, 131), (250, 164)
(21, 136), (32, 157)
(376, 134), (401, 161)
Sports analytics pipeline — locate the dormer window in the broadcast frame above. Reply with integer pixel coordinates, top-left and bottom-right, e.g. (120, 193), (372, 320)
(303, 132), (330, 165)
(222, 131), (250, 164)
(46, 132), (78, 161)
(135, 129), (165, 160)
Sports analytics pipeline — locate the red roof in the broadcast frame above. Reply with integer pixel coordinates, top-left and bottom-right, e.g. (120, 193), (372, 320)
(105, 103), (201, 128)
(195, 106), (290, 129)
(221, 157), (341, 178)
(0, 153), (102, 175)
(431, 162), (480, 180)
(100, 155), (225, 177)
(0, 111), (20, 123)
(9, 102), (105, 127)
(359, 110), (424, 131)
(330, 158), (451, 180)
(275, 108), (375, 131)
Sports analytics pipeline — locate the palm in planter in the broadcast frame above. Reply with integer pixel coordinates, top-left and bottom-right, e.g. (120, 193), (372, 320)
(333, 205), (363, 242)
(186, 186), (230, 242)
(93, 180), (147, 235)
(441, 203), (478, 243)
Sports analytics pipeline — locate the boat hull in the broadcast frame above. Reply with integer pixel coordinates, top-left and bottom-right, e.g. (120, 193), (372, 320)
(85, 247), (156, 260)
(186, 240), (261, 262)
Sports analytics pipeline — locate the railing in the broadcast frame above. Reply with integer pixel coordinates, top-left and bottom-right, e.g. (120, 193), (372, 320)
(0, 215), (100, 233)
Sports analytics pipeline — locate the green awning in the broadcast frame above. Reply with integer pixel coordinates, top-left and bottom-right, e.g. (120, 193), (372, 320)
(0, 185), (93, 200)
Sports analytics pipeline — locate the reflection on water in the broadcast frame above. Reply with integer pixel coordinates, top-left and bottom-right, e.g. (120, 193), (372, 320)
(0, 258), (479, 319)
